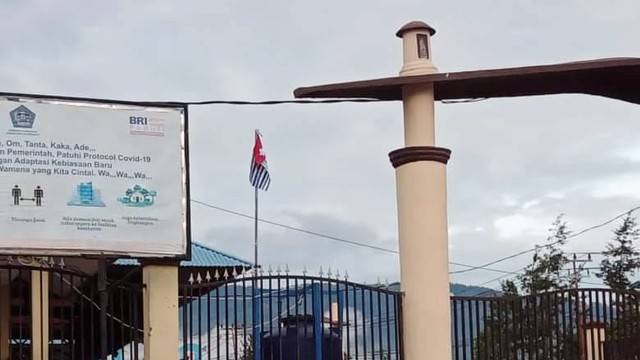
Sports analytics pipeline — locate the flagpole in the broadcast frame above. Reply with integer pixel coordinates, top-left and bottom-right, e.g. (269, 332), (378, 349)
(252, 130), (262, 360)
(254, 184), (259, 270)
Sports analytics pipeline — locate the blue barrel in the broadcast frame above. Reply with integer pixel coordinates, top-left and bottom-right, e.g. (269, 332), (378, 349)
(261, 315), (342, 360)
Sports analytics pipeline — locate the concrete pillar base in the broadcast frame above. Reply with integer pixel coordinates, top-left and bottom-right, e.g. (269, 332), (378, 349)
(31, 270), (49, 360)
(143, 265), (179, 360)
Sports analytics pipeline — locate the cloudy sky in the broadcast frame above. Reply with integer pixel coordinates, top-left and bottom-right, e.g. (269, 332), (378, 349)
(2, 0), (640, 288)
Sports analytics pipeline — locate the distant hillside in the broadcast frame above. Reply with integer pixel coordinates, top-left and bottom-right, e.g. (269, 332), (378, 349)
(386, 282), (497, 297)
(450, 283), (498, 297)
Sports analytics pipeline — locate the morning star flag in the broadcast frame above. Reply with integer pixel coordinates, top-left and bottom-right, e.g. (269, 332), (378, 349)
(250, 130), (271, 191)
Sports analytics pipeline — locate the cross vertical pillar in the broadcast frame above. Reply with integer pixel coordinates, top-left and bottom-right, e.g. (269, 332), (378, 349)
(389, 21), (452, 360)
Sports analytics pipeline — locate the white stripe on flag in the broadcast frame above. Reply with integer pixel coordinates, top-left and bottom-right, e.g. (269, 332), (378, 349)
(250, 162), (271, 191)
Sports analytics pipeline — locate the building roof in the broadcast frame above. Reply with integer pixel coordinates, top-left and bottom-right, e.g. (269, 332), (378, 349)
(113, 242), (252, 268)
(293, 57), (640, 105)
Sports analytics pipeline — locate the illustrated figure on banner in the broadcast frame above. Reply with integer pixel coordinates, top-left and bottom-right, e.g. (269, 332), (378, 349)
(34, 186), (44, 206)
(12, 185), (21, 206)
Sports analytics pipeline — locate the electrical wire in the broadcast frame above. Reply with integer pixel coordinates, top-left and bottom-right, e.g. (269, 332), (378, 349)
(192, 199), (640, 282)
(459, 250), (607, 296)
(191, 199), (398, 254)
(171, 97), (486, 106)
(450, 262), (522, 276)
(184, 98), (384, 105)
(192, 199), (514, 275)
(449, 205), (640, 275)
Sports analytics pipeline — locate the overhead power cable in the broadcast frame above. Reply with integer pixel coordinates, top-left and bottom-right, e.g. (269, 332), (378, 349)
(183, 98), (385, 105)
(460, 252), (604, 295)
(2, 90), (489, 106)
(449, 205), (640, 275)
(191, 199), (398, 254)
(192, 199), (640, 279)
(171, 97), (486, 106)
(192, 199), (511, 275)
(450, 262), (522, 276)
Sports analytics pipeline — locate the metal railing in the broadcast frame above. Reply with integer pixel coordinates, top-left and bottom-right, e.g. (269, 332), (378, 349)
(451, 288), (640, 360)
(603, 332), (640, 360)
(180, 273), (404, 360)
(0, 263), (143, 360)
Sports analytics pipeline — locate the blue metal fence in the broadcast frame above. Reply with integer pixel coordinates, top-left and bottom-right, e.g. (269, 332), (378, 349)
(451, 288), (640, 360)
(180, 273), (404, 360)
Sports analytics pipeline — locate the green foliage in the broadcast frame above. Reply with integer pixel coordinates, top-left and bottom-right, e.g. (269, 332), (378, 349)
(597, 213), (640, 291)
(472, 213), (640, 359)
(594, 214), (640, 341)
(518, 214), (571, 294)
(499, 279), (519, 297)
(473, 215), (576, 360)
(606, 294), (640, 341)
(240, 334), (254, 360)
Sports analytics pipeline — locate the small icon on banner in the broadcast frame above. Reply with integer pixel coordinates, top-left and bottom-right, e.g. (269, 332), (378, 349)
(118, 185), (157, 207)
(67, 182), (105, 207)
(10, 185), (44, 207)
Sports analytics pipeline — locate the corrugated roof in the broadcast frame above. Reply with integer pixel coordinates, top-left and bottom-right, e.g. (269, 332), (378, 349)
(113, 242), (252, 268)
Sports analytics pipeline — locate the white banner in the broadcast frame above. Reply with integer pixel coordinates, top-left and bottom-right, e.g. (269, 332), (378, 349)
(0, 95), (189, 257)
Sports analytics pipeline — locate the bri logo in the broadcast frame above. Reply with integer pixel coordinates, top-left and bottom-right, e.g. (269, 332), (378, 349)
(129, 116), (148, 125)
(128, 115), (165, 136)
(10, 105), (36, 128)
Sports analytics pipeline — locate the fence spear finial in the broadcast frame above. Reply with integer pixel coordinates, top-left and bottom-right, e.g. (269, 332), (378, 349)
(205, 271), (212, 282)
(319, 266), (324, 277)
(196, 272), (203, 284)
(223, 268), (229, 279)
(188, 272), (195, 285)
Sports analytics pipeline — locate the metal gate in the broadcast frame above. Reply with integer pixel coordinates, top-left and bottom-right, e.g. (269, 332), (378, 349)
(180, 272), (404, 360)
(0, 257), (143, 360)
(451, 288), (640, 360)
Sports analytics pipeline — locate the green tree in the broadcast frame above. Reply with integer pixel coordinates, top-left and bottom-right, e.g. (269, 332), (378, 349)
(597, 214), (640, 341)
(597, 213), (640, 291)
(473, 214), (576, 360)
(518, 214), (571, 294)
(472, 281), (521, 360)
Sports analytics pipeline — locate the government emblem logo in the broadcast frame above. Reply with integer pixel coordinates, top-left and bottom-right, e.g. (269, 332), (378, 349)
(10, 105), (36, 128)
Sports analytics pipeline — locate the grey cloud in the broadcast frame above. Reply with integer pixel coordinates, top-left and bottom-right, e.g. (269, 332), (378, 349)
(1, 0), (640, 288)
(200, 211), (399, 284)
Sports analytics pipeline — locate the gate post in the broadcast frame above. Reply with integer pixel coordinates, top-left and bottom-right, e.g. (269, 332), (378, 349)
(0, 283), (10, 360)
(31, 270), (49, 360)
(389, 21), (452, 360)
(143, 264), (179, 360)
(312, 283), (323, 360)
